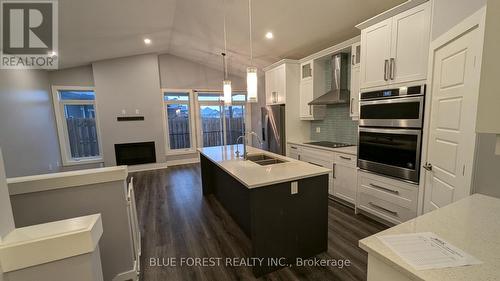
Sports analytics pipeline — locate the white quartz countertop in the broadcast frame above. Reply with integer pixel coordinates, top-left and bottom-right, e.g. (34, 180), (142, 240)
(287, 140), (358, 155)
(359, 194), (500, 281)
(198, 145), (331, 189)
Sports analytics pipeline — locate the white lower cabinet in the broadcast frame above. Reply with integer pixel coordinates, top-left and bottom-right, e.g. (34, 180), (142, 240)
(356, 171), (418, 225)
(287, 143), (357, 202)
(333, 153), (357, 204)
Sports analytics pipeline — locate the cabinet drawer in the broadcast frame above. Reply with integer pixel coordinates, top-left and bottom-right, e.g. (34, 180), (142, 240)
(358, 174), (417, 204)
(301, 147), (335, 162)
(357, 188), (416, 224)
(334, 153), (357, 167)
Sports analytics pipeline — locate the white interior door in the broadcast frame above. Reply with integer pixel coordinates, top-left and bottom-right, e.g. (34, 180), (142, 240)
(423, 26), (482, 213)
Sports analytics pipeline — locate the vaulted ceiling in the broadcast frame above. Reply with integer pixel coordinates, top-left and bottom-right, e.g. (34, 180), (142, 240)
(58, 0), (405, 75)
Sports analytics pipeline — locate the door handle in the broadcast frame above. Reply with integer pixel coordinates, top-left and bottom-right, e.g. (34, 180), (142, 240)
(350, 98), (354, 114)
(308, 162), (323, 167)
(332, 163), (336, 179)
(352, 54), (355, 66)
(309, 105), (312, 115)
(384, 59), (389, 81)
(340, 155), (352, 161)
(390, 58), (395, 80)
(423, 162), (433, 172)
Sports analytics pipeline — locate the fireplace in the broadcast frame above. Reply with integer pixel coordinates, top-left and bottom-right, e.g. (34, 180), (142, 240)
(115, 142), (156, 166)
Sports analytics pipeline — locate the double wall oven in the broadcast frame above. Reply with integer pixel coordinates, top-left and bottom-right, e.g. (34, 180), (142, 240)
(357, 85), (425, 183)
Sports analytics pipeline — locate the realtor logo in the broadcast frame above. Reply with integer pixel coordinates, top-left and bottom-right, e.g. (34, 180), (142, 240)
(1, 0), (58, 69)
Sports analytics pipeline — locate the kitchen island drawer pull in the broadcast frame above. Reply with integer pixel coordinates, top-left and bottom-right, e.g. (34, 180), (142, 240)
(369, 202), (398, 216)
(339, 156), (352, 161)
(369, 183), (399, 195)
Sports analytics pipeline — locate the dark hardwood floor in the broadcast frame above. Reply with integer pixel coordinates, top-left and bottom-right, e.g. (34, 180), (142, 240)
(131, 164), (387, 281)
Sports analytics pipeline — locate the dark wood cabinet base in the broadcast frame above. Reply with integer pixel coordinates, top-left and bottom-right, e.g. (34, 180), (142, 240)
(200, 155), (328, 276)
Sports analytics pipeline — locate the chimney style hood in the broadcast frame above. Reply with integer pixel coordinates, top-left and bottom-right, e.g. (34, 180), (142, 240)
(308, 53), (350, 105)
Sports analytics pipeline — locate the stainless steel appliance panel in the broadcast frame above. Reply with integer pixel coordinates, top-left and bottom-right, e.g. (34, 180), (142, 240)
(359, 95), (425, 128)
(358, 127), (422, 183)
(261, 105), (286, 155)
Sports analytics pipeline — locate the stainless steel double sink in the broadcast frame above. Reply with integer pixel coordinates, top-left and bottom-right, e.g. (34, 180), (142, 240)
(246, 154), (287, 166)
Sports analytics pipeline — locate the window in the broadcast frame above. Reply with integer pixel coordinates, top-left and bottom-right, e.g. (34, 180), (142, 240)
(52, 86), (103, 165)
(163, 90), (196, 154)
(195, 91), (248, 148)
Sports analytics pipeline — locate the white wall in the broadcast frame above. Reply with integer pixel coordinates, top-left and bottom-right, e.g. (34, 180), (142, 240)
(431, 0), (487, 40)
(158, 54), (245, 90)
(474, 134), (500, 198)
(0, 148), (15, 240)
(49, 65), (95, 87)
(93, 54), (166, 166)
(0, 70), (61, 177)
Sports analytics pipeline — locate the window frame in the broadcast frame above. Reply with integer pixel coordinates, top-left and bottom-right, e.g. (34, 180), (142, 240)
(193, 90), (251, 148)
(51, 85), (104, 166)
(161, 89), (198, 155)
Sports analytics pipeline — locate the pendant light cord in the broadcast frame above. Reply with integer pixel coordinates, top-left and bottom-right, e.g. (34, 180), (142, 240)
(248, 0), (253, 65)
(223, 0), (228, 80)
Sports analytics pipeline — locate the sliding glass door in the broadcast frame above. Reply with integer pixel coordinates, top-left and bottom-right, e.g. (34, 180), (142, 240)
(195, 91), (247, 148)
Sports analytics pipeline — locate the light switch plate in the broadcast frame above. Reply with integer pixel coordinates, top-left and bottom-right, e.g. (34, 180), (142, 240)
(316, 127), (321, 133)
(291, 182), (298, 194)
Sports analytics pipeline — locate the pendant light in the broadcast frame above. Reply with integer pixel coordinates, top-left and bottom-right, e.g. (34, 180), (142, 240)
(222, 0), (232, 106)
(246, 0), (258, 103)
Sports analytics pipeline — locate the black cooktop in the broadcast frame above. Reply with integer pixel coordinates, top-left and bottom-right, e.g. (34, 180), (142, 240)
(304, 141), (354, 148)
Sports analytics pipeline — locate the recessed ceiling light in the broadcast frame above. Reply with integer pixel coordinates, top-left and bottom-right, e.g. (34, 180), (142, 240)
(48, 51), (57, 57)
(144, 38), (152, 45)
(265, 32), (274, 39)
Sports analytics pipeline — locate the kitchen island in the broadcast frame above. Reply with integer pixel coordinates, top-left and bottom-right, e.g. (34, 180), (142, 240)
(198, 145), (331, 276)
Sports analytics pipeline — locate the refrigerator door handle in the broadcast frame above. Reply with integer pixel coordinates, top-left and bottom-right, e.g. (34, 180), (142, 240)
(262, 113), (269, 143)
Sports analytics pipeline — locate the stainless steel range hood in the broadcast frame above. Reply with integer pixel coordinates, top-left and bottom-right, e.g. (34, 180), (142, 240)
(308, 53), (350, 105)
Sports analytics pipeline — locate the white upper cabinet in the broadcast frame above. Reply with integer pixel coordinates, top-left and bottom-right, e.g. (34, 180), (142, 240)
(350, 62), (360, 119)
(299, 60), (325, 120)
(360, 2), (431, 89)
(360, 18), (393, 89)
(265, 64), (287, 105)
(390, 3), (431, 84)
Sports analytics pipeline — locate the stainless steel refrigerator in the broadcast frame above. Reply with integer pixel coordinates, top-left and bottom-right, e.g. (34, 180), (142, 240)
(261, 105), (286, 155)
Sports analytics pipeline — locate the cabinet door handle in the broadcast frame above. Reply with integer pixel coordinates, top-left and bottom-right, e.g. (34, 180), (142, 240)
(332, 163), (336, 179)
(291, 146), (298, 149)
(384, 59), (389, 81)
(369, 202), (398, 216)
(298, 155), (301, 161)
(350, 98), (354, 114)
(309, 105), (312, 115)
(390, 58), (395, 80)
(352, 54), (355, 66)
(369, 183), (399, 195)
(308, 162), (323, 167)
(340, 156), (352, 161)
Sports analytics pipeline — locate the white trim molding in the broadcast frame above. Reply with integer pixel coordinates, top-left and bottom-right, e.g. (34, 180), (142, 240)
(7, 166), (128, 195)
(166, 157), (200, 166)
(51, 85), (104, 166)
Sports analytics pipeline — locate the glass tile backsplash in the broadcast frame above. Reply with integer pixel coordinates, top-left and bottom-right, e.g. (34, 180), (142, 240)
(310, 104), (358, 144)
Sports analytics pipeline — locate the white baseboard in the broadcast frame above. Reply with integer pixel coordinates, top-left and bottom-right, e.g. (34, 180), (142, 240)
(127, 162), (168, 172)
(166, 158), (199, 166)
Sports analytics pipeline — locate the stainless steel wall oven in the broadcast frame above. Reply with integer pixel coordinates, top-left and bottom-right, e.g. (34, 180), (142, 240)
(357, 85), (426, 183)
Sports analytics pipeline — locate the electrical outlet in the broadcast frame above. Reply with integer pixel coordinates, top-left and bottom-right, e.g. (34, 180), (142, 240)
(291, 182), (298, 194)
(316, 127), (321, 133)
(135, 109), (140, 114)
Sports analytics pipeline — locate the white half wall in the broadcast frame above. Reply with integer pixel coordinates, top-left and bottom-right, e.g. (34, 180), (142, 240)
(93, 54), (166, 166)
